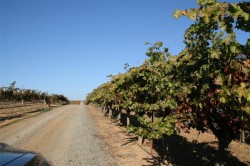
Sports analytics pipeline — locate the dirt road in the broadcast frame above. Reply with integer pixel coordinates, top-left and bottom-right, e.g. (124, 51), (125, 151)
(0, 105), (118, 166)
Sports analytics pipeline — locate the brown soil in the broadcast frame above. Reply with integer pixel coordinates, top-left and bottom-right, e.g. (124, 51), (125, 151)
(88, 105), (153, 166)
(180, 129), (250, 165)
(0, 104), (50, 128)
(87, 105), (250, 166)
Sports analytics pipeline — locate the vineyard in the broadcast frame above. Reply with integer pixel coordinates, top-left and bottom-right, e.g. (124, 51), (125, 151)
(0, 81), (69, 127)
(86, 0), (250, 165)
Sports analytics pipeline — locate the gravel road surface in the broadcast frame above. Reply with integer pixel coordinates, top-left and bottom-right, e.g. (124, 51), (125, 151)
(0, 105), (118, 166)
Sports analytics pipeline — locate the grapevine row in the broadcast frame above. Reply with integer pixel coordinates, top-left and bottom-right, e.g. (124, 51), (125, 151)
(0, 81), (69, 106)
(86, 0), (249, 164)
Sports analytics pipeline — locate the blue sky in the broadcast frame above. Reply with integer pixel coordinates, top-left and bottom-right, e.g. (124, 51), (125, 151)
(0, 0), (247, 100)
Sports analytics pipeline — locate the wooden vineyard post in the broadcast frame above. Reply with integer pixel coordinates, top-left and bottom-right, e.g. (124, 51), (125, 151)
(240, 129), (245, 143)
(109, 108), (112, 119)
(127, 110), (130, 126)
(118, 111), (121, 123)
(103, 106), (107, 116)
(150, 139), (154, 155)
(138, 136), (144, 146)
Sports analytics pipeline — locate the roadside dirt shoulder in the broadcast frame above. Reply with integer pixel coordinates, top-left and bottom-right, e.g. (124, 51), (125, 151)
(87, 105), (153, 166)
(87, 105), (250, 166)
